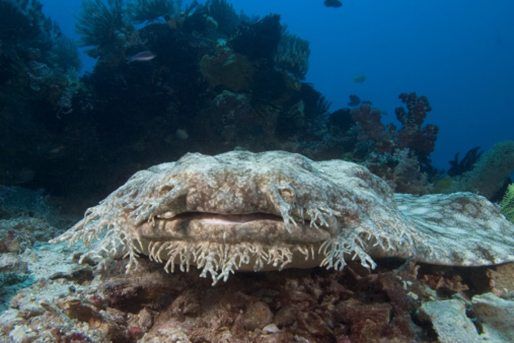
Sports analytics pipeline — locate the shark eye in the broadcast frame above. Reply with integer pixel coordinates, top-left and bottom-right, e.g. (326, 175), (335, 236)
(158, 184), (174, 195)
(279, 187), (295, 202)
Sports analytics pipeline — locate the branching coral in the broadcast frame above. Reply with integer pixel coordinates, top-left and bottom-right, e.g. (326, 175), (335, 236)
(338, 93), (439, 162)
(76, 0), (133, 60)
(127, 0), (182, 23)
(351, 103), (394, 155)
(395, 92), (439, 163)
(331, 93), (439, 192)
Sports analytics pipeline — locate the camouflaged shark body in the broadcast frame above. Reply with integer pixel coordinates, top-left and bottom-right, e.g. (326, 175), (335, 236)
(53, 151), (514, 284)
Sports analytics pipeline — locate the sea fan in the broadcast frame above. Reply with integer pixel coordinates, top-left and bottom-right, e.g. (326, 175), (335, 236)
(274, 30), (311, 80)
(76, 0), (133, 60)
(205, 0), (241, 36)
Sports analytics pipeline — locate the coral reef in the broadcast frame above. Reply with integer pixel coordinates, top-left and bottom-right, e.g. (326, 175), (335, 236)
(199, 47), (254, 91)
(52, 151), (514, 285)
(454, 141), (514, 199)
(28, 3), (330, 202)
(0, 0), (79, 189)
(350, 102), (395, 156)
(332, 94), (439, 194)
(0, 0), (443, 205)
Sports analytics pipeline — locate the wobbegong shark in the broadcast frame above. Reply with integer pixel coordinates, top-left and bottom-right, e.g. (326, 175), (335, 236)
(52, 150), (514, 284)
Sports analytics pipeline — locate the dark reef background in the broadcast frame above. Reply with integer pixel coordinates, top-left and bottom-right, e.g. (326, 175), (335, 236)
(1, 0), (513, 210)
(42, 0), (514, 168)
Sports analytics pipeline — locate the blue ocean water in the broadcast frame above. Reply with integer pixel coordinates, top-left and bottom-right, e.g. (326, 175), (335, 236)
(40, 0), (514, 169)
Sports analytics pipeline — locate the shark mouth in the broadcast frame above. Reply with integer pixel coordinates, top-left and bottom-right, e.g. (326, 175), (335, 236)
(138, 211), (331, 245)
(132, 210), (336, 284)
(166, 212), (283, 222)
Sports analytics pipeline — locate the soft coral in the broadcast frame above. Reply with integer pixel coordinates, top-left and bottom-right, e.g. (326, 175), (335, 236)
(395, 92), (439, 163)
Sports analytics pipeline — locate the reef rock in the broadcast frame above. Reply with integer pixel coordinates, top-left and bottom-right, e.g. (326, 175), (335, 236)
(418, 299), (479, 343)
(418, 292), (514, 343)
(53, 150), (514, 284)
(1, 242), (513, 341)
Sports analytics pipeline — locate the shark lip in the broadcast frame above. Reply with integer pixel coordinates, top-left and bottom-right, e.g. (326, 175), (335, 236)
(162, 212), (284, 225)
(139, 211), (330, 245)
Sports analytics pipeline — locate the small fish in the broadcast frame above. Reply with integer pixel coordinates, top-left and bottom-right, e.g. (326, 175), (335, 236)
(127, 50), (156, 63)
(164, 15), (178, 30)
(175, 129), (189, 140)
(49, 145), (65, 154)
(324, 0), (342, 8)
(13, 168), (35, 185)
(348, 94), (361, 107)
(353, 74), (367, 84)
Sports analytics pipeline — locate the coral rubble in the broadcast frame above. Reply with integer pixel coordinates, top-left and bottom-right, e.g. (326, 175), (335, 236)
(1, 239), (513, 342)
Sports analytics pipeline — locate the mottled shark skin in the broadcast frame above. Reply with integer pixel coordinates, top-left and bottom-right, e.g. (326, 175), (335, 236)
(52, 151), (514, 284)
